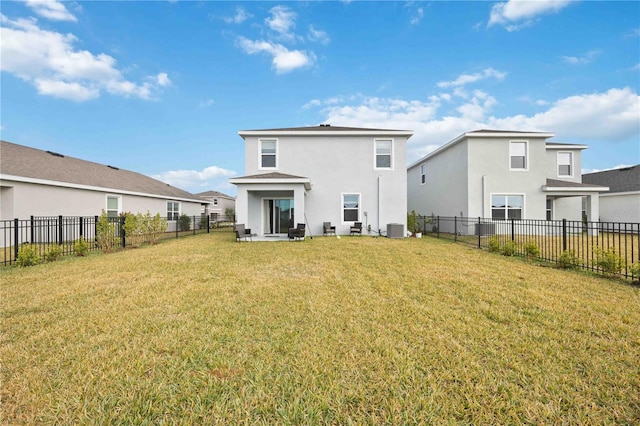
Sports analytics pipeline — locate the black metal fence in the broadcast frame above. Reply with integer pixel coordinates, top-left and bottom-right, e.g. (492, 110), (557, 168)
(416, 215), (640, 281)
(1, 214), (235, 266)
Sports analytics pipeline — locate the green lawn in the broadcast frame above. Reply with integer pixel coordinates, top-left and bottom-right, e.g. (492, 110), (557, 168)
(2, 232), (639, 424)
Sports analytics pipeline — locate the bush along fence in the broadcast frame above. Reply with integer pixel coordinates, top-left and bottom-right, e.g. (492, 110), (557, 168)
(1, 213), (235, 266)
(415, 215), (640, 281)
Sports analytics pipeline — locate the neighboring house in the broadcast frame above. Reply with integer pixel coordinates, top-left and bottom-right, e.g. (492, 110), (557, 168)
(195, 190), (236, 221)
(0, 140), (205, 225)
(230, 125), (413, 237)
(582, 165), (640, 224)
(407, 130), (608, 228)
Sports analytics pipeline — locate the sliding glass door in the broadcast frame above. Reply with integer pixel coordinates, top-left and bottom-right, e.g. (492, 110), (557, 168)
(265, 199), (294, 234)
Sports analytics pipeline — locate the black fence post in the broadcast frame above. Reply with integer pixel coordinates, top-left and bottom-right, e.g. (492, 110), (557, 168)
(193, 216), (196, 235)
(207, 215), (210, 233)
(478, 217), (481, 248)
(79, 216), (84, 239)
(562, 218), (567, 252)
(13, 218), (19, 262)
(120, 216), (126, 248)
(510, 218), (515, 241)
(437, 216), (440, 238)
(58, 215), (63, 245)
(175, 216), (179, 239)
(454, 216), (458, 242)
(30, 215), (35, 244)
(94, 216), (99, 242)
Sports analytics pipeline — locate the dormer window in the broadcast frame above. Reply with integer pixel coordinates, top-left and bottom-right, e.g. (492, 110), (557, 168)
(260, 139), (277, 169)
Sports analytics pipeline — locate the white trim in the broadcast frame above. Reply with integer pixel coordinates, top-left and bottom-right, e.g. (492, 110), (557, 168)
(341, 192), (361, 225)
(106, 194), (121, 217)
(229, 177), (311, 190)
(599, 191), (640, 197)
(420, 163), (427, 185)
(258, 138), (278, 170)
(373, 138), (394, 170)
(546, 143), (588, 150)
(167, 200), (181, 221)
(542, 185), (609, 193)
(0, 174), (203, 204)
(557, 151), (574, 178)
(490, 192), (526, 220)
(509, 140), (528, 171)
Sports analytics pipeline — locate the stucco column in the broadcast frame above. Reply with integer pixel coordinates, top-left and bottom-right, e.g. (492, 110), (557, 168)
(235, 186), (248, 225)
(585, 194), (600, 236)
(293, 185), (305, 230)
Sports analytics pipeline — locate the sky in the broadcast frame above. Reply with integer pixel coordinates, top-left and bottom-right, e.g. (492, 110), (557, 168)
(1, 0), (639, 196)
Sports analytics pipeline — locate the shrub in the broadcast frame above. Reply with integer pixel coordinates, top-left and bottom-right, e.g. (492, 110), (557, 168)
(487, 236), (500, 253)
(16, 244), (41, 267)
(74, 238), (89, 257)
(592, 247), (623, 276)
(501, 240), (517, 257)
(123, 212), (145, 247)
(524, 240), (540, 260)
(629, 262), (640, 281)
(178, 214), (192, 232)
(96, 210), (118, 252)
(199, 216), (209, 230)
(44, 244), (63, 262)
(146, 212), (167, 244)
(557, 250), (582, 270)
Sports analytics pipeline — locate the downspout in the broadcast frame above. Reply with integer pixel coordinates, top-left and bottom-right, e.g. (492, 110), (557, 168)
(482, 175), (487, 218)
(377, 175), (381, 234)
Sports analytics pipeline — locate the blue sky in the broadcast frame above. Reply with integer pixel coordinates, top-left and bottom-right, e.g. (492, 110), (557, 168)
(2, 0), (639, 196)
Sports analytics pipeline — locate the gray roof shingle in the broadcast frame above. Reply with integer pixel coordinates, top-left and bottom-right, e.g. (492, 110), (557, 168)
(582, 165), (640, 193)
(0, 140), (202, 201)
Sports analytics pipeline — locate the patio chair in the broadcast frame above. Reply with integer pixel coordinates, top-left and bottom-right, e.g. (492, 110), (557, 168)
(350, 222), (362, 235)
(323, 222), (336, 236)
(234, 223), (252, 242)
(288, 223), (306, 241)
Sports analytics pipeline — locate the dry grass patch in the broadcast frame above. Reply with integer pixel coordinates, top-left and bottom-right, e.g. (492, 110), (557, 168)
(2, 233), (639, 424)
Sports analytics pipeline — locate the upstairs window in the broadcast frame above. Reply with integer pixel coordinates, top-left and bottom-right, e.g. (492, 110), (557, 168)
(213, 198), (219, 206)
(167, 201), (180, 221)
(260, 139), (277, 169)
(558, 152), (573, 177)
(420, 163), (427, 185)
(375, 139), (393, 169)
(509, 141), (527, 170)
(491, 195), (524, 220)
(342, 194), (360, 222)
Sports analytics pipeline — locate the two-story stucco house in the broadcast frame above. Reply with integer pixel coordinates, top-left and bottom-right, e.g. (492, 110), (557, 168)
(230, 125), (413, 237)
(195, 190), (236, 222)
(407, 130), (608, 226)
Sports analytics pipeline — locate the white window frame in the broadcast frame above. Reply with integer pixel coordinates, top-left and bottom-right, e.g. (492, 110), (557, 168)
(557, 151), (573, 177)
(374, 139), (393, 170)
(259, 138), (278, 170)
(509, 140), (528, 171)
(546, 198), (554, 221)
(106, 195), (121, 219)
(490, 193), (525, 221)
(420, 163), (427, 185)
(167, 201), (180, 221)
(341, 193), (361, 224)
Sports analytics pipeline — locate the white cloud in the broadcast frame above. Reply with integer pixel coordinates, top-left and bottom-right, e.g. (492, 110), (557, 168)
(223, 6), (252, 24)
(562, 49), (601, 65)
(410, 7), (424, 25)
(265, 5), (297, 41)
(308, 25), (330, 45)
(488, 0), (574, 31)
(307, 87), (639, 163)
(153, 166), (237, 193)
(624, 28), (640, 38)
(0, 14), (170, 101)
(236, 37), (314, 74)
(437, 68), (506, 88)
(25, 0), (77, 22)
(199, 98), (215, 108)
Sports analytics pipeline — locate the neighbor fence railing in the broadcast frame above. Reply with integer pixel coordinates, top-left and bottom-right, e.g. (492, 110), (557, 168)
(416, 215), (640, 280)
(1, 214), (235, 266)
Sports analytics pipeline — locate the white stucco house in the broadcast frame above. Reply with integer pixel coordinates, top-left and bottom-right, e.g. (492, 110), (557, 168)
(195, 190), (236, 222)
(0, 140), (205, 223)
(407, 130), (609, 226)
(582, 165), (640, 224)
(230, 125), (413, 237)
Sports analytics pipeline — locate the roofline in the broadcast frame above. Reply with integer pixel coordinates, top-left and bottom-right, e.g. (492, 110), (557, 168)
(408, 130), (555, 169)
(545, 143), (588, 150)
(238, 129), (413, 138)
(229, 176), (312, 190)
(0, 174), (205, 204)
(600, 190), (640, 196)
(542, 184), (609, 193)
